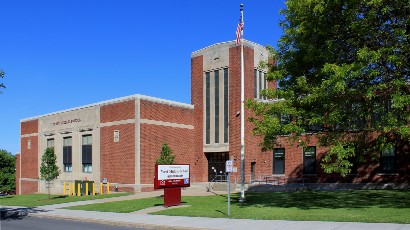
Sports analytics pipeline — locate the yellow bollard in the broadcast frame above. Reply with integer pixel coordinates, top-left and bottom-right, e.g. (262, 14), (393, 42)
(107, 182), (110, 194)
(100, 183), (103, 195)
(77, 183), (81, 196)
(92, 183), (96, 195)
(71, 183), (74, 196)
(85, 182), (89, 196)
(64, 182), (66, 196)
(67, 183), (71, 196)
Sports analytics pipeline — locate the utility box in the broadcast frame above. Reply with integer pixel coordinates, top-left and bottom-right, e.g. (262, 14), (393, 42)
(74, 180), (94, 195)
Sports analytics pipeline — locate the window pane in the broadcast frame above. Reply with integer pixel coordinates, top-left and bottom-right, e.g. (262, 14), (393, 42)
(224, 68), (229, 143)
(205, 72), (210, 144)
(273, 148), (285, 174)
(254, 69), (257, 98)
(47, 139), (55, 148)
(303, 146), (316, 174)
(214, 70), (219, 143)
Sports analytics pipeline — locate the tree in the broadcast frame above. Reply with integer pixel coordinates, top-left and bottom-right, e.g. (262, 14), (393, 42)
(0, 149), (15, 194)
(0, 69), (5, 93)
(40, 147), (60, 199)
(155, 143), (175, 164)
(247, 0), (410, 176)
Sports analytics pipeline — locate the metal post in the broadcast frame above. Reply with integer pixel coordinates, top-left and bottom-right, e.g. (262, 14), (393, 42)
(239, 3), (246, 202)
(228, 172), (231, 217)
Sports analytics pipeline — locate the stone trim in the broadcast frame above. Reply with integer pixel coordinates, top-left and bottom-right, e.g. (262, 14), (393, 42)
(21, 133), (38, 138)
(100, 119), (136, 127)
(140, 119), (194, 130)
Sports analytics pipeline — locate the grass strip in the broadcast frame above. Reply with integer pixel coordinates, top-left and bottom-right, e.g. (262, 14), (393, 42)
(66, 190), (410, 224)
(0, 193), (130, 207)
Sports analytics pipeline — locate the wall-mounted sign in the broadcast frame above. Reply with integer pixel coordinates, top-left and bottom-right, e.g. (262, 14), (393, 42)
(53, 119), (81, 126)
(154, 164), (190, 190)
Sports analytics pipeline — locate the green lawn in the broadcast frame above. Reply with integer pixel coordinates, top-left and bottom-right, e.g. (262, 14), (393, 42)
(67, 190), (410, 224)
(0, 193), (130, 207)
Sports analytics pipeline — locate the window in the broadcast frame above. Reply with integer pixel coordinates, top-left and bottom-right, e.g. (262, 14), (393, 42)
(254, 69), (267, 99)
(273, 148), (285, 174)
(214, 69), (219, 143)
(380, 144), (396, 173)
(63, 137), (72, 172)
(303, 146), (316, 174)
(223, 68), (229, 143)
(82, 135), (92, 173)
(204, 69), (229, 145)
(205, 72), (210, 144)
(47, 139), (55, 148)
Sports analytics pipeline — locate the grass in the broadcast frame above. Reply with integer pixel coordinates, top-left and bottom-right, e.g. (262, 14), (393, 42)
(67, 196), (164, 213)
(66, 190), (410, 224)
(0, 193), (130, 208)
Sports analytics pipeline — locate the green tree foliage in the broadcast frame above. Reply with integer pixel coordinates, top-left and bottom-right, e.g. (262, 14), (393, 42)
(0, 69), (5, 93)
(0, 149), (16, 194)
(247, 0), (410, 176)
(155, 143), (175, 164)
(40, 147), (60, 199)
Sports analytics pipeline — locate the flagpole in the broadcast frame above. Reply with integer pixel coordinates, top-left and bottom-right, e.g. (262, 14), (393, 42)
(239, 3), (246, 202)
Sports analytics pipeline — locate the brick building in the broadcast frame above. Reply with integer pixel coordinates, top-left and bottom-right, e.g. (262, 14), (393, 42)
(16, 40), (409, 194)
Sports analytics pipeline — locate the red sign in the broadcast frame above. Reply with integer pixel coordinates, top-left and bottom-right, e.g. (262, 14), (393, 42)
(154, 164), (190, 190)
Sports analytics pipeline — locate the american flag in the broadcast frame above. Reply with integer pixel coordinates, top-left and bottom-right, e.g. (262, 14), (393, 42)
(235, 15), (244, 45)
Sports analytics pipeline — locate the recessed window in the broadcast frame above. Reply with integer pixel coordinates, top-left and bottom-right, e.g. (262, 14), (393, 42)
(273, 148), (285, 174)
(47, 138), (55, 148)
(63, 137), (72, 172)
(303, 146), (316, 174)
(380, 144), (396, 173)
(82, 135), (92, 173)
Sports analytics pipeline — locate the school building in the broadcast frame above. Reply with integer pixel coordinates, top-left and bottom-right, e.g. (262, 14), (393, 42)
(16, 40), (409, 194)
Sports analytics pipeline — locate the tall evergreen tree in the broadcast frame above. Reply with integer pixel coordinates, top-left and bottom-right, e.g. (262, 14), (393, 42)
(247, 0), (410, 175)
(155, 143), (175, 165)
(40, 147), (60, 199)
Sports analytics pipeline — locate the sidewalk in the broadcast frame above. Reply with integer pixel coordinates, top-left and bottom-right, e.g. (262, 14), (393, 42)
(2, 190), (410, 230)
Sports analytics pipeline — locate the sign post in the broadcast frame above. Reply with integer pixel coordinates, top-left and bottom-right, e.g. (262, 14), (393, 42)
(226, 160), (233, 217)
(154, 164), (190, 207)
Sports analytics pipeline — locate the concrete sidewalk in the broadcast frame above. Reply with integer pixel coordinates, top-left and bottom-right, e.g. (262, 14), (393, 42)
(2, 191), (410, 230)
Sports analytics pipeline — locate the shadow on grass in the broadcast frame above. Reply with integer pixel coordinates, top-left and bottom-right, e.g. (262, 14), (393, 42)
(234, 190), (410, 210)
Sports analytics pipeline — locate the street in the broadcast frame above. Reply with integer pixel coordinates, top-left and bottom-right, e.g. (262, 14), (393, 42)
(1, 216), (150, 230)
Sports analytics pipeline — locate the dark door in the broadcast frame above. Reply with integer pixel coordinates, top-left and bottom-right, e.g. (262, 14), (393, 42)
(207, 152), (229, 182)
(251, 162), (256, 181)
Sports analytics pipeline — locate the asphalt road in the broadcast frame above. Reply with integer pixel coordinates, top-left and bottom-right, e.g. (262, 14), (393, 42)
(0, 216), (150, 230)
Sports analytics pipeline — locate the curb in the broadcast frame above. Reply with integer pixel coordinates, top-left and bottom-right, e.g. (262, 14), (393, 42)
(30, 213), (217, 230)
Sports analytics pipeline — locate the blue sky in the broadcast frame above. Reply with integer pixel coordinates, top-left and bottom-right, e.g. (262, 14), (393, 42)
(0, 0), (286, 154)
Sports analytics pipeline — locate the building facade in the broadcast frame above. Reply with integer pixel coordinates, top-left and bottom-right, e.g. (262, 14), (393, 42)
(16, 40), (409, 195)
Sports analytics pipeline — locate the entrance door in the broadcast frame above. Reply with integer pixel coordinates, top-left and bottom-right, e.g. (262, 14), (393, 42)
(251, 162), (256, 182)
(207, 152), (229, 182)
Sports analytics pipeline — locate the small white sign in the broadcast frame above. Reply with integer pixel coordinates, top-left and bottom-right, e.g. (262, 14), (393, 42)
(226, 160), (233, 172)
(233, 167), (237, 173)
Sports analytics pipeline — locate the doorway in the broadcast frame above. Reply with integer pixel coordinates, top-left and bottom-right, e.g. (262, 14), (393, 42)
(251, 162), (256, 182)
(206, 152), (229, 182)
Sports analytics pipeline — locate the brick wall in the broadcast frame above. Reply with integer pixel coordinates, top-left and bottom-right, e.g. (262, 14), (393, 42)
(140, 99), (193, 125)
(100, 100), (135, 123)
(191, 55), (209, 182)
(21, 119), (38, 135)
(100, 100), (136, 185)
(140, 124), (195, 184)
(100, 124), (135, 184)
(19, 119), (39, 194)
(21, 181), (38, 194)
